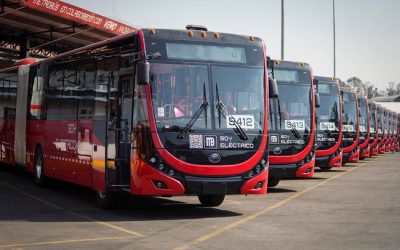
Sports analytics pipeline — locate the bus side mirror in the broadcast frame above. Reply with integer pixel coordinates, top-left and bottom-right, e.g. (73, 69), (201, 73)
(314, 93), (320, 108)
(137, 62), (150, 85)
(359, 108), (362, 117)
(341, 101), (345, 113)
(269, 78), (279, 98)
(313, 78), (319, 92)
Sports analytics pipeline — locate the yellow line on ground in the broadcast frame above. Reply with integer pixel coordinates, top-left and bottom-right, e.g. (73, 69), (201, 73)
(0, 236), (134, 248)
(174, 165), (362, 250)
(223, 199), (241, 205)
(0, 181), (144, 237)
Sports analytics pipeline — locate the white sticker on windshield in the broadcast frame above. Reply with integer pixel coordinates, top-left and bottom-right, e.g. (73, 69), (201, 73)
(369, 127), (375, 133)
(157, 107), (165, 117)
(378, 128), (382, 133)
(343, 124), (355, 132)
(284, 120), (305, 131)
(320, 122), (336, 131)
(359, 125), (366, 132)
(226, 115), (255, 129)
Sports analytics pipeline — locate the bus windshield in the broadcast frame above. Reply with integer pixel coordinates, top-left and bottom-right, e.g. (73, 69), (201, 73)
(359, 99), (368, 133)
(316, 83), (340, 132)
(369, 104), (376, 133)
(377, 108), (383, 135)
(385, 111), (390, 135)
(150, 63), (264, 134)
(343, 102), (357, 132)
(269, 69), (312, 134)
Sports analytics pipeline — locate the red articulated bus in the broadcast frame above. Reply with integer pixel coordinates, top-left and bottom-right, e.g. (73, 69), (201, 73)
(266, 60), (317, 187)
(368, 102), (379, 156)
(341, 89), (359, 164)
(377, 105), (386, 154)
(314, 76), (342, 170)
(358, 96), (370, 159)
(0, 26), (273, 208)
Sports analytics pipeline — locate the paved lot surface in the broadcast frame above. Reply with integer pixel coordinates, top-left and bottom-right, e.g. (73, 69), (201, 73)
(1, 152), (399, 250)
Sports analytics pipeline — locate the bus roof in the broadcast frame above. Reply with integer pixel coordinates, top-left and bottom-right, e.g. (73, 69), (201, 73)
(314, 76), (338, 83)
(142, 28), (263, 46)
(270, 60), (311, 70)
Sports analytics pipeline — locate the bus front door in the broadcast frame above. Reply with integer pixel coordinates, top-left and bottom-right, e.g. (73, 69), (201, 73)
(105, 75), (132, 189)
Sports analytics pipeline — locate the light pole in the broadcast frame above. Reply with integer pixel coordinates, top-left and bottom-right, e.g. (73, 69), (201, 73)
(333, 0), (336, 77)
(281, 0), (285, 60)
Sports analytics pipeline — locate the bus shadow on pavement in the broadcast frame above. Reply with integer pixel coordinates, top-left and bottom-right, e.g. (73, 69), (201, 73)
(267, 187), (296, 193)
(110, 195), (243, 220)
(314, 169), (347, 173)
(0, 167), (242, 222)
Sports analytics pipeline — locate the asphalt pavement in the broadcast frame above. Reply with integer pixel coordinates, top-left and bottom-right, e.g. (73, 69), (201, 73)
(0, 152), (399, 250)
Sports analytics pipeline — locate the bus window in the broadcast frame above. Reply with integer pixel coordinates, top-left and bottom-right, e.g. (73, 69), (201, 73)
(0, 70), (18, 119)
(78, 62), (96, 120)
(47, 62), (79, 120)
(79, 99), (94, 119)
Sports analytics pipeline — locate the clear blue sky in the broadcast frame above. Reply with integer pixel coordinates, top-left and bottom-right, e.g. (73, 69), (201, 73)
(65, 0), (400, 90)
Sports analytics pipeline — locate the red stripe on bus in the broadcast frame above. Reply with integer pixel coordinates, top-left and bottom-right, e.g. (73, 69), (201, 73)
(30, 105), (42, 110)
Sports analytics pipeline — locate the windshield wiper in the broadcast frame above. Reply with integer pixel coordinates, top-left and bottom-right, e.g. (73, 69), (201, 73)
(277, 99), (300, 138)
(324, 128), (333, 137)
(177, 83), (208, 139)
(215, 83), (248, 140)
(290, 126), (301, 138)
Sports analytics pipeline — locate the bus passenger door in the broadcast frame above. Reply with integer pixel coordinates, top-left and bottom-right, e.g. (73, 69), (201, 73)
(105, 75), (132, 188)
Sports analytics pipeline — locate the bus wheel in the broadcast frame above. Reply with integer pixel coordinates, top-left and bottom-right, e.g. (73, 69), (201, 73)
(268, 178), (280, 187)
(96, 191), (118, 210)
(198, 195), (225, 207)
(34, 148), (46, 187)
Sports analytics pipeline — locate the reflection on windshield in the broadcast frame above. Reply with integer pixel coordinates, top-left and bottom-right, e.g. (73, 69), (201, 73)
(269, 84), (311, 133)
(343, 102), (357, 132)
(211, 66), (264, 132)
(150, 63), (264, 133)
(316, 95), (340, 131)
(359, 103), (368, 133)
(151, 64), (211, 131)
(369, 106), (376, 131)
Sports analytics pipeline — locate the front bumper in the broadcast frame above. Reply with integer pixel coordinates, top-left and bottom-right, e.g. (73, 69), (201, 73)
(370, 145), (379, 156)
(343, 149), (360, 164)
(269, 158), (315, 179)
(360, 146), (371, 159)
(130, 160), (268, 195)
(316, 152), (342, 168)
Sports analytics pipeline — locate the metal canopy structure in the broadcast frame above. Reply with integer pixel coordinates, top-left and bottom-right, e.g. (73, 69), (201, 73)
(0, 0), (135, 68)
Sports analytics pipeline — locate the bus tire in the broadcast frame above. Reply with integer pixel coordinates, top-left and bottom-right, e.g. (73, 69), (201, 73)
(96, 191), (118, 210)
(268, 177), (280, 187)
(34, 148), (46, 187)
(198, 195), (225, 207)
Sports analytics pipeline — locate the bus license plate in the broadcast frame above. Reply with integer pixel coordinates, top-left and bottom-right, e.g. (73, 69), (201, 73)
(320, 122), (335, 131)
(284, 120), (305, 130)
(226, 115), (255, 129)
(343, 125), (355, 132)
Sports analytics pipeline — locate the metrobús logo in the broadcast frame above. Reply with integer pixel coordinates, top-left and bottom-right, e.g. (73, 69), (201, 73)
(188, 134), (254, 149)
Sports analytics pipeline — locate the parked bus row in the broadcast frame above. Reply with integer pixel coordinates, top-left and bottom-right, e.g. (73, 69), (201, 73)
(265, 61), (399, 188)
(0, 26), (398, 208)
